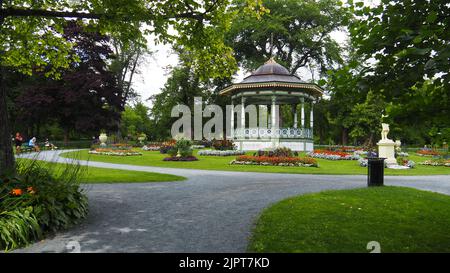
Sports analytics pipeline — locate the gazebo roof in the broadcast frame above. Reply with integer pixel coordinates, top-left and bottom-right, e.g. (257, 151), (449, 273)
(219, 58), (323, 98)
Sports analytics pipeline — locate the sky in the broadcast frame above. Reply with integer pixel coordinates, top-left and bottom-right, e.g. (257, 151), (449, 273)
(131, 0), (379, 108)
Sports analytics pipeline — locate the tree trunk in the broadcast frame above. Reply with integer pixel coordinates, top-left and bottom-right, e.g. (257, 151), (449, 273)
(64, 128), (69, 146)
(341, 127), (348, 145)
(0, 66), (15, 175)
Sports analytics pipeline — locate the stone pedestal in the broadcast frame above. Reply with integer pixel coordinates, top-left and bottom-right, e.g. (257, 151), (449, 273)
(377, 140), (397, 165)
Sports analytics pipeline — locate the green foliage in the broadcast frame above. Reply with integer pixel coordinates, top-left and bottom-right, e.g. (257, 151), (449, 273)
(227, 0), (349, 75)
(344, 91), (386, 144)
(150, 63), (209, 140)
(346, 0), (450, 145)
(349, 0), (450, 92)
(0, 159), (88, 250)
(0, 207), (41, 251)
(120, 102), (152, 140)
(169, 138), (193, 158)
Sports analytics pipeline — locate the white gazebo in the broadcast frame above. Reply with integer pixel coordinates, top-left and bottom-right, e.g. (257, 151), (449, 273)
(219, 58), (323, 151)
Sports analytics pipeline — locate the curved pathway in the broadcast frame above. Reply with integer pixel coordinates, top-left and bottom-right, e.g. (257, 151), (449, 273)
(15, 150), (450, 253)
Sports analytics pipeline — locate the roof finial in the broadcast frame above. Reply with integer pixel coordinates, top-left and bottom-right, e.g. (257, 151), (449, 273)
(269, 33), (274, 58)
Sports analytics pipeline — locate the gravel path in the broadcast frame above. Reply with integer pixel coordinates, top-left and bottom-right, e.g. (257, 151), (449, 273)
(14, 150), (450, 253)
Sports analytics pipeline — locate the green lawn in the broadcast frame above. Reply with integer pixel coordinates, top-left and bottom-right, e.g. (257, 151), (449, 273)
(248, 186), (450, 253)
(17, 158), (185, 183)
(60, 150), (450, 175)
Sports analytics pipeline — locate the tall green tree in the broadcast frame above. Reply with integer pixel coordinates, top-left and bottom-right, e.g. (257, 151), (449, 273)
(0, 0), (264, 174)
(348, 0), (450, 145)
(120, 102), (152, 139)
(227, 0), (349, 74)
(149, 62), (208, 140)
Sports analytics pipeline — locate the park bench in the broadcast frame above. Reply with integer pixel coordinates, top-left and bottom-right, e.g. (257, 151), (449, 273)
(19, 144), (33, 153)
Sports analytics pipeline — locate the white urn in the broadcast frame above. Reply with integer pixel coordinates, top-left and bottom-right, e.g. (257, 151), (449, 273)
(99, 133), (108, 146)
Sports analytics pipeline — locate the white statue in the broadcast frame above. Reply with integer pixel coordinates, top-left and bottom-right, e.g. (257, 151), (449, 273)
(378, 122), (397, 166)
(381, 123), (390, 140)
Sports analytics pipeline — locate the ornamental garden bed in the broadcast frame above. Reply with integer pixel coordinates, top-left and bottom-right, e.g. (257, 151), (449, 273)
(420, 159), (450, 167)
(416, 149), (443, 156)
(142, 145), (161, 151)
(231, 155), (318, 167)
(163, 156), (198, 161)
(198, 149), (245, 156)
(89, 148), (142, 156)
(307, 149), (360, 160)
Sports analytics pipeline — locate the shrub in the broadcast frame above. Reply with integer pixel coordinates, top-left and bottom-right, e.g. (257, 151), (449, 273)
(212, 139), (235, 151)
(163, 139), (196, 161)
(170, 139), (193, 157)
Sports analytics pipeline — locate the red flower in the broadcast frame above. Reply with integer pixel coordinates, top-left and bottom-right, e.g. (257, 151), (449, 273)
(11, 188), (23, 196)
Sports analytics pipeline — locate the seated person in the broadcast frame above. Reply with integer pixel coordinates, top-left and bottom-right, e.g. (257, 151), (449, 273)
(44, 138), (58, 150)
(14, 132), (23, 154)
(28, 137), (41, 152)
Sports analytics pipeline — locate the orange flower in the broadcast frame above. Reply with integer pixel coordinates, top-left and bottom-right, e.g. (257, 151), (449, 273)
(11, 188), (23, 196)
(27, 186), (36, 194)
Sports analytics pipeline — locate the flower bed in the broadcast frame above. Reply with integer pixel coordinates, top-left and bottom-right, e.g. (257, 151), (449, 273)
(89, 148), (142, 156)
(254, 147), (298, 158)
(191, 145), (206, 149)
(163, 156), (198, 161)
(142, 145), (161, 151)
(212, 139), (235, 150)
(198, 150), (245, 156)
(358, 158), (415, 168)
(160, 139), (177, 154)
(231, 155), (318, 167)
(307, 149), (360, 160)
(420, 159), (450, 167)
(416, 149), (443, 156)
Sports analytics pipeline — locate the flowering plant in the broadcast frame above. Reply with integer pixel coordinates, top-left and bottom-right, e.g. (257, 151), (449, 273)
(89, 148), (142, 156)
(198, 150), (245, 156)
(420, 159), (450, 167)
(416, 149), (442, 156)
(307, 149), (360, 160)
(231, 155), (318, 167)
(212, 140), (235, 151)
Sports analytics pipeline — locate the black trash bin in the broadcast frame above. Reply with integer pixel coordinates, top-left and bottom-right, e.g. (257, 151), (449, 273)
(367, 157), (385, 187)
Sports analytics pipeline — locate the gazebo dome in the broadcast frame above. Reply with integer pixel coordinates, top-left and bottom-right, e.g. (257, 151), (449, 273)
(241, 58), (303, 84)
(253, 58), (290, 75)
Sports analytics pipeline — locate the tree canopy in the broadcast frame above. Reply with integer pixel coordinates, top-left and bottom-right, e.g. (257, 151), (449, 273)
(227, 0), (349, 75)
(0, 0), (265, 174)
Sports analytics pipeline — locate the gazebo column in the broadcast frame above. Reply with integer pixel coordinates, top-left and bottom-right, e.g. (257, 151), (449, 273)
(292, 104), (298, 128)
(230, 99), (234, 139)
(300, 97), (305, 128)
(271, 96), (277, 129)
(310, 100), (315, 135)
(241, 96), (246, 138)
